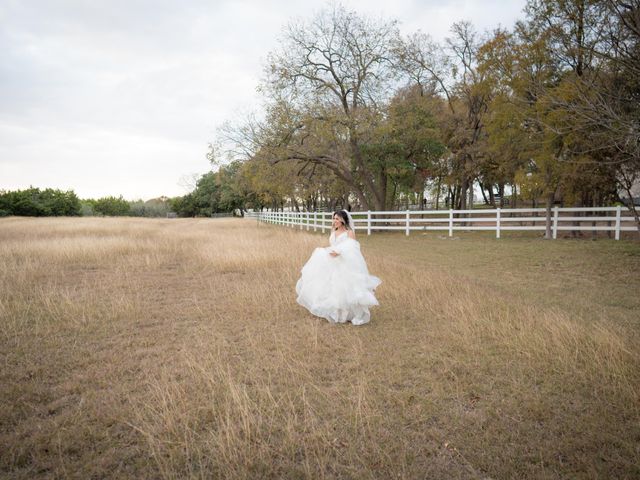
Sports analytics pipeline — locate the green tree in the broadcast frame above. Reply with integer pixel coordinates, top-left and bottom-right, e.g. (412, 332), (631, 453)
(397, 22), (495, 210)
(216, 161), (248, 215)
(93, 196), (131, 216)
(170, 172), (221, 217)
(364, 86), (447, 209)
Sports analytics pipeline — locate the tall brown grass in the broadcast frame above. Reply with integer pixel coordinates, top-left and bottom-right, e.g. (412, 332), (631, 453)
(1, 217), (639, 479)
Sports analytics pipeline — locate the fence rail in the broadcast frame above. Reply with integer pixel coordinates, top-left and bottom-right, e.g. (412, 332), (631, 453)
(246, 207), (638, 240)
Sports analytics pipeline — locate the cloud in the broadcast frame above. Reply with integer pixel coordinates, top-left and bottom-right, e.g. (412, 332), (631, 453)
(0, 0), (526, 200)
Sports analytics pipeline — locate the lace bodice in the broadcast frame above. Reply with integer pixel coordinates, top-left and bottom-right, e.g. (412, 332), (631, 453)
(329, 230), (349, 246)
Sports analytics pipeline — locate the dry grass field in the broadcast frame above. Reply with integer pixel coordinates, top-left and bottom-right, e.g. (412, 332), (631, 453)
(1, 217), (639, 479)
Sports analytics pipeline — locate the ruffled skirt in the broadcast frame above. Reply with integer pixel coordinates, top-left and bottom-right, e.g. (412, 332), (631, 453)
(295, 243), (381, 325)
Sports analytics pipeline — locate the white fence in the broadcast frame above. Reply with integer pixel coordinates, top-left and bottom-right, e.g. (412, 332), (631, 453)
(247, 206), (638, 240)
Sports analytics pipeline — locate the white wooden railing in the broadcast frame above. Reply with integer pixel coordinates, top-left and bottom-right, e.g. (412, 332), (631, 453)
(247, 206), (638, 240)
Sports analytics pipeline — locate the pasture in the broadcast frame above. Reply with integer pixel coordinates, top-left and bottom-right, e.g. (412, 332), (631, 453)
(1, 217), (639, 479)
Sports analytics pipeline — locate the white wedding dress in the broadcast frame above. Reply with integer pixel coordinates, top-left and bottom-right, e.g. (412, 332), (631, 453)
(296, 230), (381, 325)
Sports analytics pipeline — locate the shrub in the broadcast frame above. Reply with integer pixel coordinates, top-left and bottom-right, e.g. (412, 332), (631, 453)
(93, 196), (130, 216)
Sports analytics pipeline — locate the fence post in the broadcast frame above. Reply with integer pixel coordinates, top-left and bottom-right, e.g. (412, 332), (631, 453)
(406, 210), (410, 236)
(553, 206), (559, 239)
(306, 212), (309, 231)
(321, 213), (325, 233)
(615, 205), (621, 240)
(367, 210), (371, 236)
(496, 208), (501, 239)
(314, 212), (317, 232)
(449, 209), (453, 237)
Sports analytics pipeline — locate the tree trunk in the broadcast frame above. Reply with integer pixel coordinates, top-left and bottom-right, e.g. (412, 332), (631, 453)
(489, 187), (496, 207)
(591, 196), (597, 240)
(349, 134), (386, 211)
(571, 198), (582, 238)
(460, 177), (468, 211)
(544, 191), (555, 239)
(377, 166), (388, 211)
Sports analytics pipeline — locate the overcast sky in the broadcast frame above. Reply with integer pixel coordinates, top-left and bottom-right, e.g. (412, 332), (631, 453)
(0, 0), (526, 200)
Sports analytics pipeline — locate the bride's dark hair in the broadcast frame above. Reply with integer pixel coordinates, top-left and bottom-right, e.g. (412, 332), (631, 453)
(333, 210), (350, 230)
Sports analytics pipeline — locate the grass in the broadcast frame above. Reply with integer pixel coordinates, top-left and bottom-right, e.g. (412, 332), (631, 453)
(1, 216), (639, 479)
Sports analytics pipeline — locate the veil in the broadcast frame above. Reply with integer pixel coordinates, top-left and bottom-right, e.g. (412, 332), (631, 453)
(342, 209), (354, 230)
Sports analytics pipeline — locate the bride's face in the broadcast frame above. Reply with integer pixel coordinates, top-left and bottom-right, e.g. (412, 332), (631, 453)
(332, 215), (343, 229)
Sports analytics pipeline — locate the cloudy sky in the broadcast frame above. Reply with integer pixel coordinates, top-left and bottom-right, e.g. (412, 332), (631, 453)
(0, 0), (526, 200)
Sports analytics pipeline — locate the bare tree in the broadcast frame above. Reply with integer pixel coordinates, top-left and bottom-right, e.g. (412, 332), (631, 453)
(252, 5), (403, 210)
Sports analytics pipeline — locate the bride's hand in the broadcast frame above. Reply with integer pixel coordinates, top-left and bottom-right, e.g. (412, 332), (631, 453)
(329, 251), (339, 257)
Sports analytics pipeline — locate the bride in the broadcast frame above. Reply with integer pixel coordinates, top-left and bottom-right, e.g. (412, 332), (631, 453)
(296, 210), (381, 325)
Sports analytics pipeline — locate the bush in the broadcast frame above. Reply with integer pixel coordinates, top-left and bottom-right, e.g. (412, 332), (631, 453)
(129, 197), (172, 217)
(79, 201), (95, 216)
(93, 196), (130, 216)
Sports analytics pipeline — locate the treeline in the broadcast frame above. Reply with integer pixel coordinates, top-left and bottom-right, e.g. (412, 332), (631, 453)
(0, 188), (82, 217)
(209, 0), (639, 227)
(0, 188), (174, 217)
(81, 196), (173, 217)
